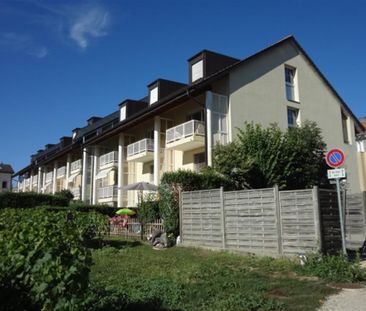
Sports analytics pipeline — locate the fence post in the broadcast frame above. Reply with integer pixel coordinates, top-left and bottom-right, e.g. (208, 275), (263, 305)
(274, 185), (283, 256)
(179, 189), (183, 243)
(220, 187), (226, 250)
(312, 186), (322, 252)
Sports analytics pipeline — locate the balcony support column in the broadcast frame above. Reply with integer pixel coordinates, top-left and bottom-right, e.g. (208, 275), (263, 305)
(42, 169), (46, 193)
(22, 175), (26, 192)
(30, 173), (33, 192)
(92, 146), (100, 205)
(37, 167), (42, 193)
(154, 116), (160, 186)
(118, 134), (125, 207)
(205, 91), (213, 166)
(52, 162), (58, 194)
(65, 154), (71, 190)
(81, 148), (88, 202)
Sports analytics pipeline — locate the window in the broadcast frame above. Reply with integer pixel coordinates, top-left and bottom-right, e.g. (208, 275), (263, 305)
(187, 110), (205, 122)
(287, 108), (299, 128)
(341, 111), (350, 143)
(212, 94), (229, 144)
(191, 60), (203, 82)
(194, 152), (205, 172)
(285, 66), (297, 101)
(150, 87), (158, 105)
(120, 105), (126, 121)
(2, 181), (7, 189)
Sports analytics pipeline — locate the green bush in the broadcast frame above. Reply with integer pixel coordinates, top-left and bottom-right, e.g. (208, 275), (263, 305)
(0, 208), (108, 310)
(137, 193), (160, 225)
(0, 192), (69, 209)
(69, 201), (119, 216)
(297, 253), (366, 282)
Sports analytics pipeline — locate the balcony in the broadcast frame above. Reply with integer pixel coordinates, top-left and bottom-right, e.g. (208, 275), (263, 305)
(70, 187), (80, 199)
(57, 166), (66, 178)
(99, 151), (118, 170)
(97, 185), (118, 201)
(70, 159), (82, 173)
(166, 120), (205, 151)
(126, 138), (154, 163)
(25, 178), (30, 187)
(32, 175), (38, 185)
(45, 172), (53, 182)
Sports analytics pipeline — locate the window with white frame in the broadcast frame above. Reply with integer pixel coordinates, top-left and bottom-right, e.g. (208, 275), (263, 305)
(287, 107), (299, 128)
(187, 110), (205, 122)
(150, 87), (158, 105)
(191, 60), (203, 82)
(120, 105), (126, 121)
(285, 66), (298, 101)
(341, 110), (350, 144)
(212, 93), (229, 144)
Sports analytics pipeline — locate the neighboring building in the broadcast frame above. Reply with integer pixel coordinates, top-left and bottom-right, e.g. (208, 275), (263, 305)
(13, 36), (365, 206)
(0, 163), (14, 192)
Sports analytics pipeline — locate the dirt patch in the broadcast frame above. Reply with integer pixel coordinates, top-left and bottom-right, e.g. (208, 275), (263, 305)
(272, 271), (319, 281)
(328, 283), (364, 289)
(266, 288), (287, 299)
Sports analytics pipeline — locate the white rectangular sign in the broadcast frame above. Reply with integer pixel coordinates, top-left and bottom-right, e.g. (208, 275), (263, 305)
(327, 168), (346, 179)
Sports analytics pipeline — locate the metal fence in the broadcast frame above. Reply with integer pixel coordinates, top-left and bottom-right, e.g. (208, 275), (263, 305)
(109, 219), (164, 239)
(180, 187), (366, 257)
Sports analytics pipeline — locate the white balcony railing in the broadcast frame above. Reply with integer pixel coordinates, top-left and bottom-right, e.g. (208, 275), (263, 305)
(45, 172), (53, 182)
(70, 159), (82, 172)
(70, 187), (80, 198)
(32, 175), (38, 185)
(127, 138), (154, 157)
(97, 185), (118, 199)
(166, 120), (205, 144)
(25, 178), (30, 187)
(57, 166), (66, 178)
(99, 151), (118, 167)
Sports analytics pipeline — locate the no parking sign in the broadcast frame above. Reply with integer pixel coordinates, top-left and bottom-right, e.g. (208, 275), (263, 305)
(326, 148), (345, 168)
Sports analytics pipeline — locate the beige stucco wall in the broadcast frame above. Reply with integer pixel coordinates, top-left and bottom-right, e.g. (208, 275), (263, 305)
(229, 42), (362, 193)
(358, 152), (366, 191)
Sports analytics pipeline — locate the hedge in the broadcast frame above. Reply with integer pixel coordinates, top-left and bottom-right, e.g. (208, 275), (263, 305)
(0, 192), (69, 209)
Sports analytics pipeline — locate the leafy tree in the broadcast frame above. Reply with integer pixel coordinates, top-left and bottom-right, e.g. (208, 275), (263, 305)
(213, 121), (327, 190)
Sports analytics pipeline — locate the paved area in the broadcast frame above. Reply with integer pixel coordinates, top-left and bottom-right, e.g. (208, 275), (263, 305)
(318, 287), (366, 311)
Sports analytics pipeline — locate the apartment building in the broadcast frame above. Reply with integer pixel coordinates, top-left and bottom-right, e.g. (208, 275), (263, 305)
(13, 36), (365, 206)
(357, 132), (366, 191)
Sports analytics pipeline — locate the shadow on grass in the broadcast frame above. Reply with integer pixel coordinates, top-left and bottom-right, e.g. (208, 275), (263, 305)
(86, 237), (142, 250)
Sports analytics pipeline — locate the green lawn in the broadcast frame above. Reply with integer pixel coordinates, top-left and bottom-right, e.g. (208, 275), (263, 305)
(90, 237), (336, 311)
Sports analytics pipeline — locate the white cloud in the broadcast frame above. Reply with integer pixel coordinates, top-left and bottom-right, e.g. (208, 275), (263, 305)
(0, 32), (48, 58)
(69, 7), (109, 49)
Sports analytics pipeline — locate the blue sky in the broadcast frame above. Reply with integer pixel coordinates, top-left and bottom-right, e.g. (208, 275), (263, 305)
(1, 0), (365, 173)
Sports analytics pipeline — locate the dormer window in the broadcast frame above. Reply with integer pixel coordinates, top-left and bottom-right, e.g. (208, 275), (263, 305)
(191, 59), (203, 82)
(150, 86), (158, 105)
(120, 105), (126, 121)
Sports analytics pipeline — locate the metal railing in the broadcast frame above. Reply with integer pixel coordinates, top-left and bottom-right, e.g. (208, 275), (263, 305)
(99, 151), (118, 167)
(127, 138), (154, 157)
(166, 120), (205, 144)
(45, 172), (53, 182)
(57, 166), (66, 177)
(70, 159), (82, 172)
(97, 185), (118, 199)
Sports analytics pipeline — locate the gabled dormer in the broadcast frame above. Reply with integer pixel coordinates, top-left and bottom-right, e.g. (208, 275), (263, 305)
(72, 128), (80, 141)
(87, 116), (102, 126)
(119, 99), (149, 122)
(147, 79), (186, 105)
(59, 136), (72, 147)
(188, 50), (239, 83)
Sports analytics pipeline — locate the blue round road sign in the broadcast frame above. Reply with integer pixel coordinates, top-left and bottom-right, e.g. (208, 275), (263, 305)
(326, 148), (345, 168)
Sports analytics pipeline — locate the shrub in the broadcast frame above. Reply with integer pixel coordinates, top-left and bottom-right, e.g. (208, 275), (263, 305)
(69, 201), (119, 216)
(297, 253), (366, 282)
(138, 193), (160, 225)
(0, 192), (69, 209)
(0, 208), (108, 310)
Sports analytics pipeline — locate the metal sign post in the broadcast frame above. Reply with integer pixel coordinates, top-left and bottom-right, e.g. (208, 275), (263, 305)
(326, 149), (347, 256)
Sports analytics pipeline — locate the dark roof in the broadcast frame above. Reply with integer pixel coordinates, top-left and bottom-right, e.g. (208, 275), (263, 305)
(73, 110), (119, 141)
(85, 35), (364, 145)
(0, 163), (14, 174)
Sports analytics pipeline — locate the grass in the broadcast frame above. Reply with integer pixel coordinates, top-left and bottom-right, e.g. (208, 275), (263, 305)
(89, 237), (337, 311)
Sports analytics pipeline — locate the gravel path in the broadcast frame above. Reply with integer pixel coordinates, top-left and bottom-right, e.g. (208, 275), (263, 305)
(317, 287), (366, 311)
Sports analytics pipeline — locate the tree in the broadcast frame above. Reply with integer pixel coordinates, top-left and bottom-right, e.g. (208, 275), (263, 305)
(213, 121), (328, 190)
